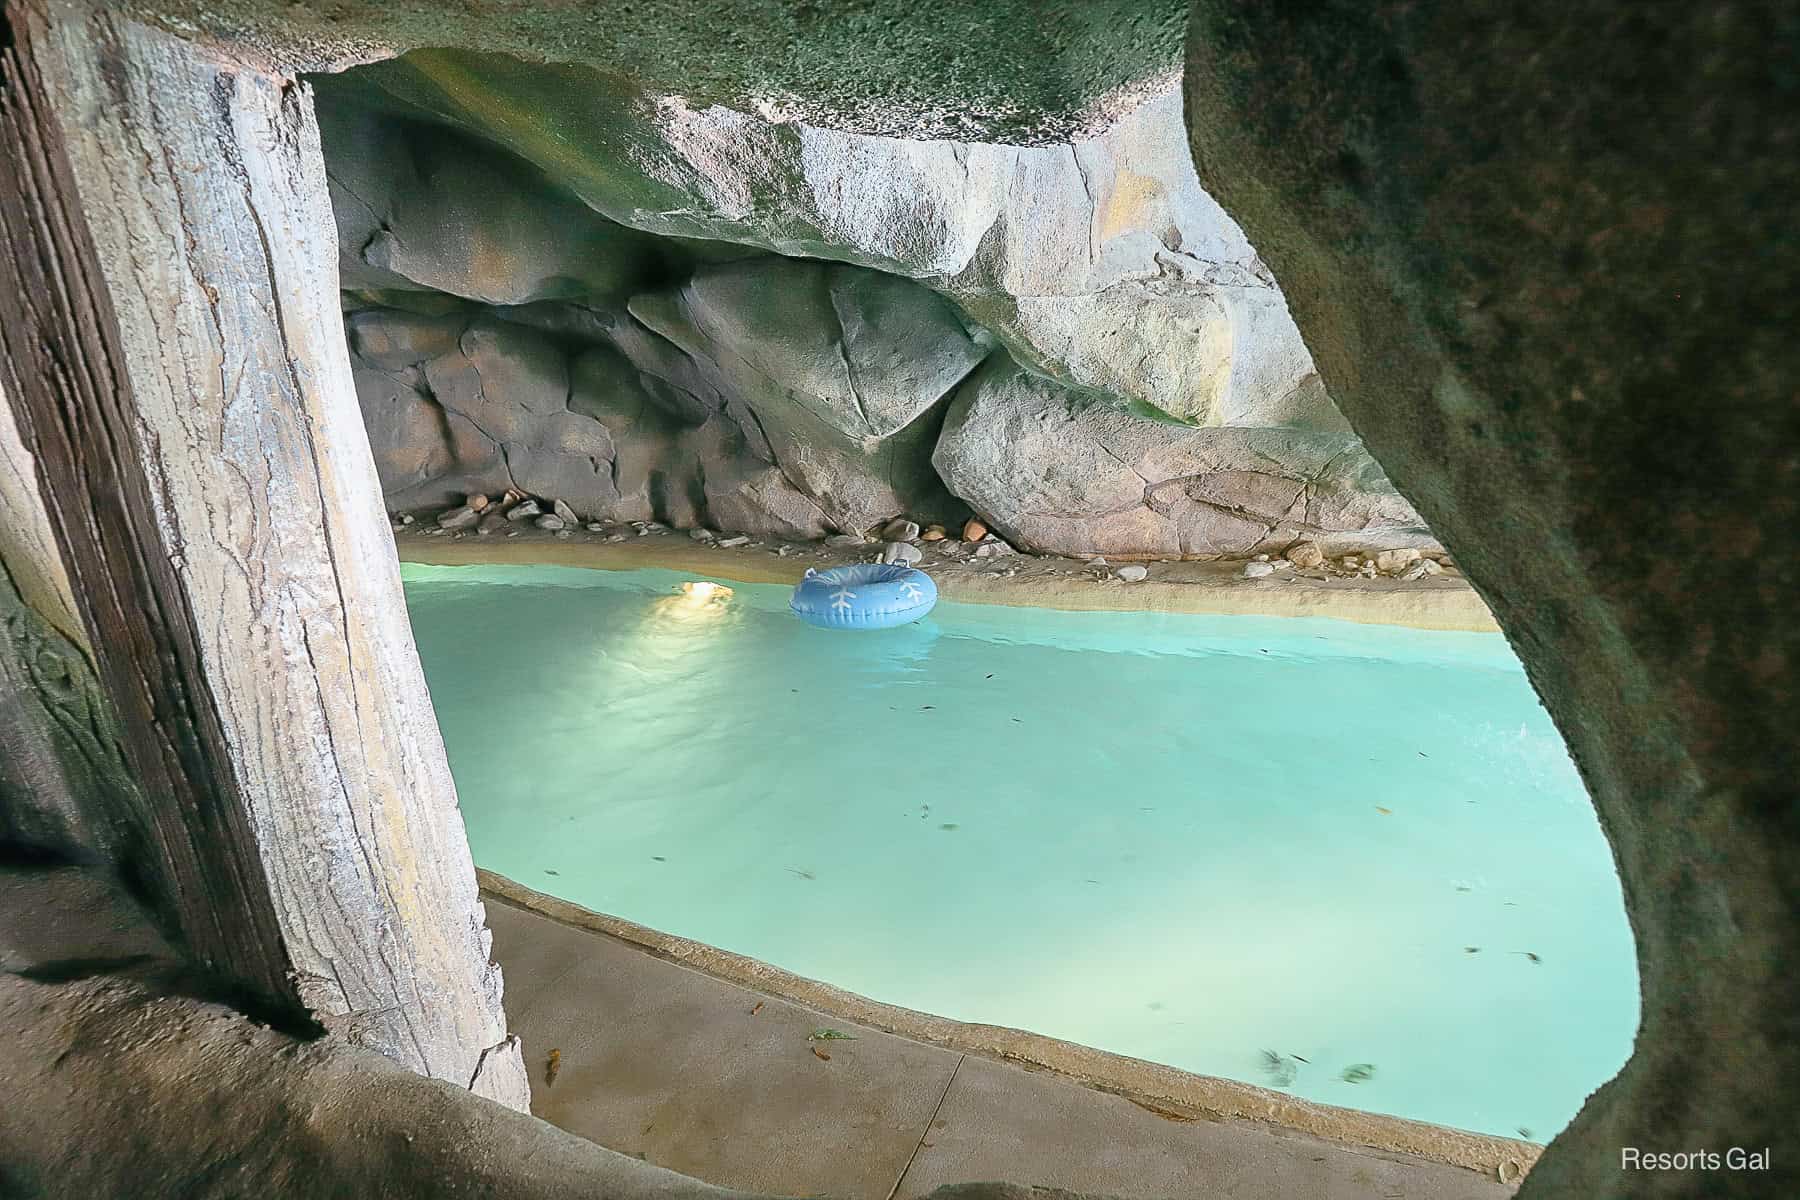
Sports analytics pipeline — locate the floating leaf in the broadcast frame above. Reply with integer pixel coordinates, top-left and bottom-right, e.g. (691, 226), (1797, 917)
(812, 1046), (831, 1061)
(810, 1028), (857, 1041)
(1465, 946), (1481, 954)
(749, 1001), (763, 1016)
(1258, 1049), (1298, 1088)
(1375, 806), (1393, 815)
(1517, 1126), (1535, 1140)
(545, 1048), (562, 1087)
(1340, 1063), (1376, 1084)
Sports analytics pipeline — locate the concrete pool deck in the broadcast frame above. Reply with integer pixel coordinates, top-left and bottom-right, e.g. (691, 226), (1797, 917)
(483, 875), (1533, 1198)
(396, 526), (1499, 633)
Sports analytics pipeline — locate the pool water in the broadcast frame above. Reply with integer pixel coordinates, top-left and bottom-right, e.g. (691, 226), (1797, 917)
(403, 562), (1639, 1140)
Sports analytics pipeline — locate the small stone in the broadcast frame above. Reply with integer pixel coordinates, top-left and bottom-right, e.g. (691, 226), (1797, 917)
(1360, 562), (1377, 578)
(1375, 547), (1422, 573)
(881, 518), (922, 543)
(1253, 553), (1270, 562)
(478, 513), (507, 536)
(466, 493), (490, 512)
(882, 541), (924, 565)
(827, 533), (866, 548)
(1116, 565), (1149, 582)
(1086, 555), (1108, 567)
(643, 522), (667, 532)
(606, 533), (628, 543)
(718, 535), (750, 548)
(398, 512), (415, 526)
(552, 499), (578, 526)
(921, 526), (946, 542)
(636, 527), (651, 536)
(555, 530), (573, 539)
(535, 514), (566, 531)
(585, 522), (606, 533)
(690, 528), (716, 542)
(776, 545), (793, 556)
(437, 505), (479, 531)
(1341, 555), (1360, 569)
(1285, 542), (1324, 569)
(962, 518), (988, 542)
(1399, 560), (1429, 581)
(507, 499), (542, 521)
(1421, 558), (1443, 575)
(1243, 561), (1276, 578)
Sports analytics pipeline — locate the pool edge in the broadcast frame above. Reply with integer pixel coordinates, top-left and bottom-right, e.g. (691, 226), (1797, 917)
(398, 531), (1501, 633)
(479, 867), (1541, 1184)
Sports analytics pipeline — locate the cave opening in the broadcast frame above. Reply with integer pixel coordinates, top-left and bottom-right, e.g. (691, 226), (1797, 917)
(307, 44), (1634, 1159)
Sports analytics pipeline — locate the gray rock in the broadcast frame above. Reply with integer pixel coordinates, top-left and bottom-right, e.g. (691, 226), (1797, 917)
(689, 528), (716, 541)
(534, 515), (566, 531)
(935, 359), (1438, 561)
(882, 518), (922, 543)
(606, 533), (629, 543)
(507, 499), (542, 521)
(552, 498), (578, 526)
(436, 505), (480, 531)
(1242, 561), (1275, 578)
(1115, 565), (1149, 582)
(1399, 560), (1430, 581)
(827, 534), (868, 548)
(1285, 541), (1325, 569)
(585, 522), (606, 532)
(882, 541), (924, 565)
(717, 535), (750, 548)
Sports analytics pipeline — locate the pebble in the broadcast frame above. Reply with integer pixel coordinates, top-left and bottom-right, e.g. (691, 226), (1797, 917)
(962, 518), (988, 542)
(1399, 560), (1429, 581)
(397, 513), (415, 526)
(690, 528), (716, 542)
(437, 505), (479, 531)
(1375, 547), (1422, 573)
(1285, 541), (1324, 568)
(555, 530), (573, 539)
(606, 533), (628, 543)
(552, 499), (578, 526)
(882, 541), (924, 565)
(1341, 555), (1360, 569)
(881, 518), (921, 543)
(467, 493), (490, 512)
(637, 527), (651, 536)
(718, 535), (750, 548)
(1253, 553), (1270, 562)
(921, 526), (946, 542)
(645, 522), (667, 532)
(534, 514), (566, 531)
(1116, 565), (1149, 582)
(585, 522), (606, 533)
(826, 533), (866, 548)
(776, 545), (793, 556)
(1421, 558), (1443, 575)
(507, 499), (541, 521)
(1086, 555), (1108, 567)
(1243, 561), (1276, 578)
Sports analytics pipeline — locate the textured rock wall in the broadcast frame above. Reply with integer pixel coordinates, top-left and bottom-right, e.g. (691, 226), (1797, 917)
(1184, 2), (1798, 1194)
(320, 66), (1436, 560)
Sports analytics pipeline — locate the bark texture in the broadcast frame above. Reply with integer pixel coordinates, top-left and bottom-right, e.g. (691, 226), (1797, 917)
(0, 0), (527, 1107)
(1184, 3), (1797, 1195)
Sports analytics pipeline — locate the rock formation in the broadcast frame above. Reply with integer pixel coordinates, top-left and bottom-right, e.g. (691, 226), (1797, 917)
(316, 63), (1438, 559)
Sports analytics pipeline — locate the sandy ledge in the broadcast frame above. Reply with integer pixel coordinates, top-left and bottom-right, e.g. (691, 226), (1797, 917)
(395, 527), (1500, 633)
(480, 869), (1539, 1186)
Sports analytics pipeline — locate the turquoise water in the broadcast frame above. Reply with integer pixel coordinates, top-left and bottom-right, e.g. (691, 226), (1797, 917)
(403, 562), (1639, 1140)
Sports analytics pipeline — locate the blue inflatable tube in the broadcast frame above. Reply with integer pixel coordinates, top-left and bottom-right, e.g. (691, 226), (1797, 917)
(790, 564), (938, 629)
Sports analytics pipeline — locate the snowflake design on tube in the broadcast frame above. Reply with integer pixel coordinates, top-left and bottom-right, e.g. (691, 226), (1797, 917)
(830, 586), (856, 613)
(899, 580), (925, 605)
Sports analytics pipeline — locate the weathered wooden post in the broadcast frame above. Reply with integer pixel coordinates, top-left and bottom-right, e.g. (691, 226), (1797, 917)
(0, 0), (528, 1108)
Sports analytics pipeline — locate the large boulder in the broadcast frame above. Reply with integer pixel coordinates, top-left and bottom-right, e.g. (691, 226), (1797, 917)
(934, 359), (1435, 559)
(311, 68), (1332, 429)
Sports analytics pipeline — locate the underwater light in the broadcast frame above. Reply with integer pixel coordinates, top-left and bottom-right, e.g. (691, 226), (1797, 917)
(682, 580), (730, 602)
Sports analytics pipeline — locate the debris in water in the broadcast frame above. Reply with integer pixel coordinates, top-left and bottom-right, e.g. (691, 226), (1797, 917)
(652, 856), (666, 862)
(750, 1002), (764, 1016)
(1517, 1126), (1535, 1140)
(1290, 1053), (1310, 1063)
(544, 869), (560, 876)
(812, 1046), (832, 1061)
(1517, 951), (1542, 964)
(1340, 1063), (1376, 1084)
(1258, 1050), (1298, 1088)
(1465, 946), (1481, 954)
(1375, 806), (1393, 815)
(786, 867), (815, 880)
(545, 1048), (561, 1087)
(939, 823), (959, 831)
(810, 1029), (857, 1041)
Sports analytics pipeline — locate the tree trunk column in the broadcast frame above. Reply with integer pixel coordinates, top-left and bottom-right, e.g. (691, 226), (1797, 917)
(0, 0), (528, 1109)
